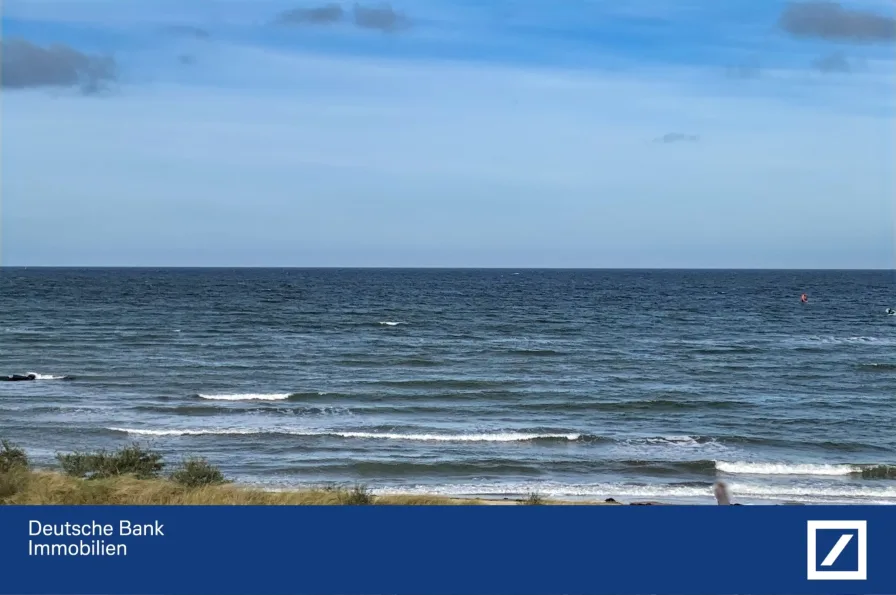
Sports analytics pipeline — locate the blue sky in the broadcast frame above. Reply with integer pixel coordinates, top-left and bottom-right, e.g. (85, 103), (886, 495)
(2, 0), (894, 267)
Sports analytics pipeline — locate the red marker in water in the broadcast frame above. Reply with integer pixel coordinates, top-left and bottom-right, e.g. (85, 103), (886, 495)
(800, 293), (808, 303)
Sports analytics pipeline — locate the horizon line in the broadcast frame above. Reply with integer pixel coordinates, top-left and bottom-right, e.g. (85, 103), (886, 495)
(2, 265), (894, 271)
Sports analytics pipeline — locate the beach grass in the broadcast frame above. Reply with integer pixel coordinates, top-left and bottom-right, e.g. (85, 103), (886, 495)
(0, 440), (626, 505)
(0, 469), (480, 505)
(0, 440), (481, 505)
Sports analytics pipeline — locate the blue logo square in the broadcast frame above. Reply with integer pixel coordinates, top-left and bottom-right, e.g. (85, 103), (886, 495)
(814, 528), (859, 572)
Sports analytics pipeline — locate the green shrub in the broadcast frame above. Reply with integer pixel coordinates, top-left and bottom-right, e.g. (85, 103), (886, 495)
(862, 465), (896, 479)
(0, 440), (29, 473)
(521, 492), (545, 505)
(0, 468), (29, 501)
(170, 458), (227, 488)
(339, 484), (374, 505)
(57, 443), (164, 480)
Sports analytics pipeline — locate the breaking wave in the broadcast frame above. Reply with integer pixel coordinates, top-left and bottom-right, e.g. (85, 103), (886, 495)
(716, 461), (896, 479)
(196, 393), (292, 401)
(108, 427), (587, 442)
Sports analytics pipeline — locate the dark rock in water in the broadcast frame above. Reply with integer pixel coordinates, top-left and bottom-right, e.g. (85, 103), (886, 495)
(2, 374), (37, 382)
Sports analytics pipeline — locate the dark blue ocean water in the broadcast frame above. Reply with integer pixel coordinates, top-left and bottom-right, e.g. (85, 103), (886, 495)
(2, 268), (895, 504)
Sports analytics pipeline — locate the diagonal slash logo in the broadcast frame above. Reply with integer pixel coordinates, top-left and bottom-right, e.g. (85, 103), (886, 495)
(807, 520), (867, 580)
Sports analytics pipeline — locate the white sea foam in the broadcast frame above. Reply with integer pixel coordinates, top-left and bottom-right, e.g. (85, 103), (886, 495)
(378, 321), (404, 326)
(330, 431), (580, 442)
(26, 373), (66, 380)
(716, 461), (858, 476)
(109, 427), (580, 442)
(627, 435), (716, 449)
(784, 336), (895, 347)
(197, 393), (291, 401)
(377, 482), (896, 504)
(109, 428), (249, 437)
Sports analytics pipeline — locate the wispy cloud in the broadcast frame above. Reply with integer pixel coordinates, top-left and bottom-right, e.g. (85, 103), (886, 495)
(352, 3), (409, 32)
(726, 61), (761, 79)
(813, 51), (852, 72)
(160, 25), (211, 39)
(275, 3), (409, 31)
(655, 132), (699, 143)
(779, 1), (896, 42)
(276, 4), (345, 26)
(0, 38), (116, 93)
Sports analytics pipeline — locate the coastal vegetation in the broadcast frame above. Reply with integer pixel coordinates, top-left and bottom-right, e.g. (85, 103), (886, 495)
(0, 440), (643, 505)
(0, 440), (473, 505)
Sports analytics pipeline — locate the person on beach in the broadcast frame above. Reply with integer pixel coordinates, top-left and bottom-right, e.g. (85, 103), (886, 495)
(713, 481), (731, 505)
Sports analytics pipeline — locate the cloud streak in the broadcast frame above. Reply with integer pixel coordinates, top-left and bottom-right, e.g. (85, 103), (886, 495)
(726, 61), (761, 79)
(655, 133), (699, 143)
(352, 3), (409, 32)
(275, 3), (409, 32)
(779, 2), (896, 42)
(275, 4), (345, 25)
(0, 39), (116, 93)
(161, 25), (211, 39)
(812, 51), (852, 73)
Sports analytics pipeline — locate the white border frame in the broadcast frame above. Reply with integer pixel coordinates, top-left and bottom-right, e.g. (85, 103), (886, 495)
(806, 520), (867, 581)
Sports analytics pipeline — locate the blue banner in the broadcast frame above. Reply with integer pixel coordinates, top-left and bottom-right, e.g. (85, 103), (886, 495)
(1, 505), (894, 595)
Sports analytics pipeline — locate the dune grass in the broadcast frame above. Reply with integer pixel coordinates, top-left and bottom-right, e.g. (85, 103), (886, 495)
(0, 440), (630, 505)
(0, 440), (472, 505)
(0, 469), (474, 505)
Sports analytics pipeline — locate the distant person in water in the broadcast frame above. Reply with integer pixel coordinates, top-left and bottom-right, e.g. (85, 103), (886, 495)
(800, 294), (808, 304)
(1, 373), (37, 381)
(887, 308), (896, 316)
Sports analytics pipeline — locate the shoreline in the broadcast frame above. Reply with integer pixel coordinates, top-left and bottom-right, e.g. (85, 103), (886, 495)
(4, 442), (891, 506)
(2, 468), (645, 505)
(5, 468), (830, 506)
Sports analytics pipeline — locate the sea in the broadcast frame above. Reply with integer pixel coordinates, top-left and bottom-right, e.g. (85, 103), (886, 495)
(2, 268), (895, 504)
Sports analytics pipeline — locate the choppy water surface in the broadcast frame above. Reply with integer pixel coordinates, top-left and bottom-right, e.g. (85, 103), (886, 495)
(2, 268), (895, 504)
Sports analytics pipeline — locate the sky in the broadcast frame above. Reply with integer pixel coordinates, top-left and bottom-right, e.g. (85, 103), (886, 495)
(1, 0), (894, 268)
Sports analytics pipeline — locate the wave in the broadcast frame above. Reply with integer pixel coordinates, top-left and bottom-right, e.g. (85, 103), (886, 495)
(338, 357), (442, 368)
(857, 363), (896, 372)
(716, 462), (896, 478)
(517, 399), (753, 413)
(135, 404), (353, 417)
(330, 431), (583, 442)
(638, 435), (707, 447)
(27, 372), (69, 380)
(196, 393), (291, 401)
(717, 462), (855, 476)
(109, 427), (266, 437)
(108, 427), (587, 442)
(378, 321), (404, 326)
(785, 336), (895, 348)
(504, 349), (564, 357)
(372, 379), (520, 390)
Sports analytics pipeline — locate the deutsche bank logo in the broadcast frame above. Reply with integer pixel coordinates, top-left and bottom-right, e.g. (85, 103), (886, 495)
(806, 520), (867, 581)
